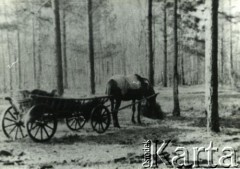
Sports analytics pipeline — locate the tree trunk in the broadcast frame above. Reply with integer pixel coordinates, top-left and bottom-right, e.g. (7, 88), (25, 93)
(37, 12), (42, 88)
(3, 1), (12, 92)
(17, 30), (22, 89)
(163, 0), (168, 87)
(221, 26), (224, 83)
(196, 50), (199, 84)
(181, 51), (185, 85)
(148, 0), (154, 85)
(52, 0), (64, 95)
(205, 0), (220, 132)
(62, 8), (68, 89)
(178, 0), (185, 86)
(6, 31), (13, 91)
(31, 6), (37, 87)
(0, 31), (6, 92)
(122, 49), (127, 75)
(220, 0), (224, 83)
(172, 0), (180, 116)
(191, 54), (194, 84)
(229, 0), (234, 87)
(88, 0), (96, 94)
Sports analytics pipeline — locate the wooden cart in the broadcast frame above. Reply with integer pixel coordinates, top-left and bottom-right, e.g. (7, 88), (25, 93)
(1, 93), (111, 142)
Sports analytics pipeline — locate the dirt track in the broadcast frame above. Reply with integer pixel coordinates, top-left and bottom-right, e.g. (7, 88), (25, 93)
(0, 86), (240, 169)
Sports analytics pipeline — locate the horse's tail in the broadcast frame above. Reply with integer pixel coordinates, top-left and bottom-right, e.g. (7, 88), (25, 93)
(105, 79), (116, 95)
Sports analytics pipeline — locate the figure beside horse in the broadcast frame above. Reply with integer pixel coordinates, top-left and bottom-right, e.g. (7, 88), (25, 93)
(106, 74), (163, 128)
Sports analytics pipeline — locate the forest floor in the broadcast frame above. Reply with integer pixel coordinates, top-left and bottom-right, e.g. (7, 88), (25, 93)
(0, 85), (240, 169)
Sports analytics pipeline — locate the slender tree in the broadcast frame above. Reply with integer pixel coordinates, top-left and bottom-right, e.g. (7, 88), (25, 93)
(62, 7), (68, 89)
(180, 51), (185, 85)
(163, 0), (168, 87)
(17, 29), (22, 89)
(172, 0), (180, 116)
(3, 1), (13, 92)
(0, 31), (6, 92)
(220, 5), (224, 83)
(148, 0), (154, 85)
(6, 30), (12, 91)
(52, 0), (64, 95)
(37, 11), (42, 88)
(228, 0), (234, 87)
(31, 3), (37, 87)
(205, 0), (220, 132)
(88, 0), (96, 94)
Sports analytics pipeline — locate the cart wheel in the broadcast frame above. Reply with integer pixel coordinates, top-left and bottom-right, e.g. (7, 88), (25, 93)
(1, 106), (27, 139)
(91, 105), (110, 134)
(66, 111), (86, 131)
(26, 105), (57, 142)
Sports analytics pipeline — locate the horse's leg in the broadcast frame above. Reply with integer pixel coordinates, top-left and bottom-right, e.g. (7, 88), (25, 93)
(131, 100), (136, 124)
(110, 98), (115, 126)
(113, 99), (121, 128)
(137, 102), (142, 124)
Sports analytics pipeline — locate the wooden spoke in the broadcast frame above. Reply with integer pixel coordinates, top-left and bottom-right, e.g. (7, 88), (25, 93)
(42, 126), (50, 138)
(98, 123), (101, 131)
(31, 123), (38, 130)
(34, 126), (41, 138)
(19, 126), (24, 138)
(102, 120), (108, 125)
(70, 119), (75, 127)
(76, 120), (81, 128)
(5, 123), (16, 128)
(45, 123), (53, 130)
(100, 123), (105, 130)
(8, 111), (17, 120)
(15, 127), (19, 139)
(9, 125), (17, 135)
(75, 120), (78, 129)
(4, 117), (16, 123)
(93, 121), (98, 128)
(67, 117), (75, 121)
(40, 127), (43, 140)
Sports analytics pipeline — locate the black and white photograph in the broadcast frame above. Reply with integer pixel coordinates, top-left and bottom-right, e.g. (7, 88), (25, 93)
(0, 0), (240, 168)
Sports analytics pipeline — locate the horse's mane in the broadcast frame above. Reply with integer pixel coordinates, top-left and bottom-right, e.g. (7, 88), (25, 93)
(134, 74), (154, 93)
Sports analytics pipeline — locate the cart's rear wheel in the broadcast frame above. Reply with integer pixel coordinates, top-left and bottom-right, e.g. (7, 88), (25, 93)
(1, 106), (26, 140)
(66, 111), (86, 131)
(91, 105), (110, 133)
(26, 105), (57, 142)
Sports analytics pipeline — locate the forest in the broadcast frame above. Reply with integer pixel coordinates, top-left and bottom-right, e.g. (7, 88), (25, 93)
(1, 0), (236, 92)
(0, 0), (240, 168)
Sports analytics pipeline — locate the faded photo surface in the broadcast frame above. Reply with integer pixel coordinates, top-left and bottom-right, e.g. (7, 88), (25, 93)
(0, 0), (239, 168)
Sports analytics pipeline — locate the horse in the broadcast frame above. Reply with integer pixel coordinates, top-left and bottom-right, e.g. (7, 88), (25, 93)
(105, 74), (160, 128)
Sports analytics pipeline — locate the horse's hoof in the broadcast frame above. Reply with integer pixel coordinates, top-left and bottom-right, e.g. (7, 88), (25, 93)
(114, 124), (121, 128)
(132, 120), (136, 124)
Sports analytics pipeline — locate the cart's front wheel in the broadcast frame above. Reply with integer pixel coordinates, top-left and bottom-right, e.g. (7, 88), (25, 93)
(66, 111), (86, 131)
(1, 106), (26, 139)
(26, 105), (57, 142)
(91, 105), (110, 133)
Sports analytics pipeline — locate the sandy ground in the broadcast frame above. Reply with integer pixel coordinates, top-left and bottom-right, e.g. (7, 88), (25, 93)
(0, 85), (240, 169)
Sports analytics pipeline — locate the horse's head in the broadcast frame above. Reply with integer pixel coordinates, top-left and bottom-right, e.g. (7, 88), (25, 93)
(141, 78), (156, 105)
(141, 80), (163, 119)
